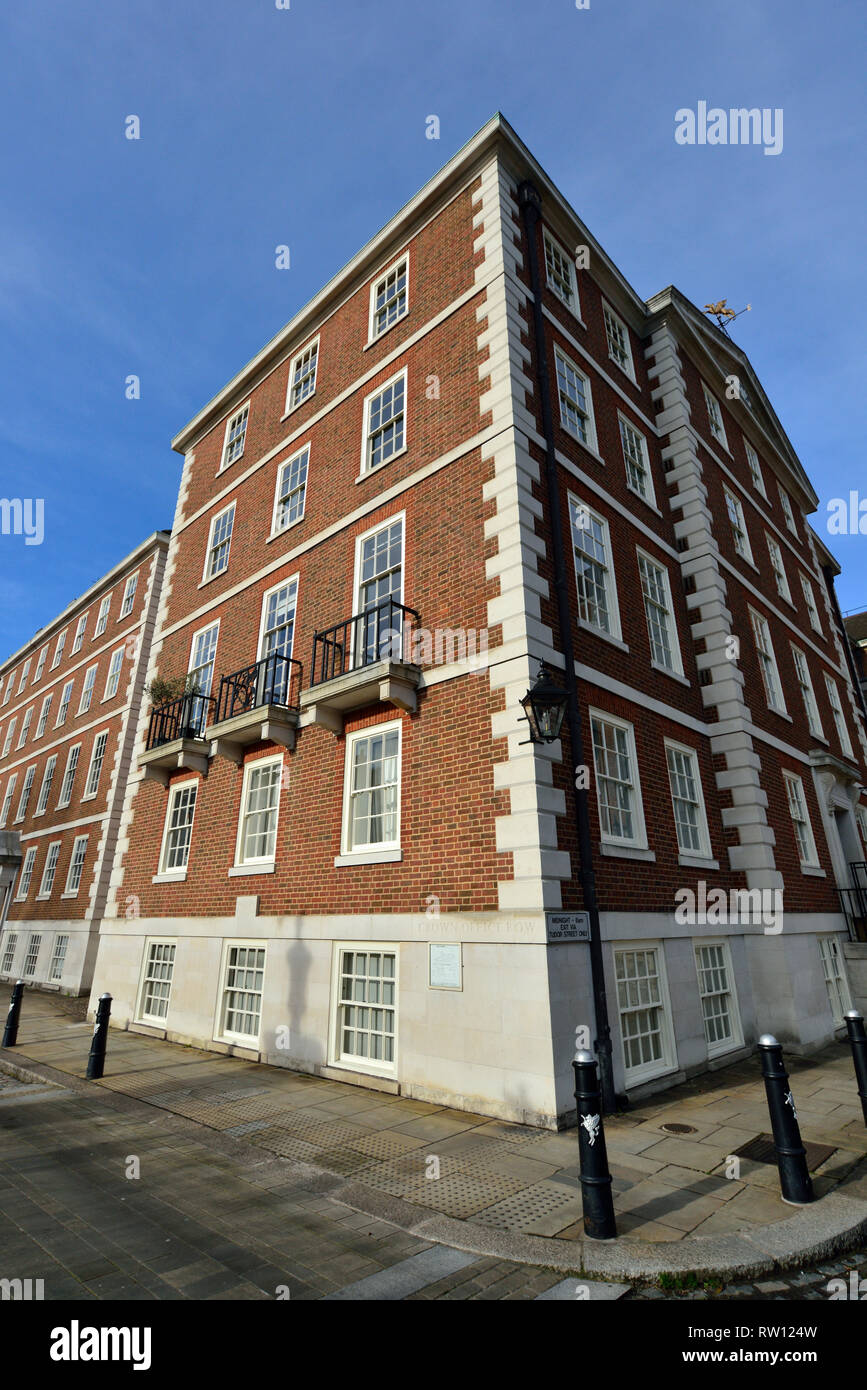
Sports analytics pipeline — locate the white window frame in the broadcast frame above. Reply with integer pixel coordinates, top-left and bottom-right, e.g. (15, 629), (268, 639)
(51, 628), (68, 669)
(602, 301), (635, 380)
(37, 843), (62, 900)
(824, 674), (854, 758)
(614, 942), (677, 1085)
(0, 774), (17, 828)
(782, 771), (820, 868)
(2, 675), (12, 705)
(818, 935), (852, 1024)
(202, 502), (236, 582)
(778, 484), (798, 536)
(340, 721), (402, 859)
(270, 445), (309, 536)
(119, 572), (139, 618)
(618, 414), (655, 506)
(664, 739), (712, 859)
(2, 718), (17, 756)
(63, 835), (89, 896)
(285, 336), (319, 413)
(750, 607), (787, 713)
(158, 780), (198, 878)
(71, 613), (88, 653)
(766, 533), (792, 604)
(329, 943), (398, 1077)
(745, 442), (767, 498)
(17, 660), (31, 692)
(694, 940), (744, 1059)
(702, 383), (728, 449)
(790, 645), (824, 739)
(22, 934), (42, 978)
(187, 621), (220, 697)
(78, 664), (98, 714)
(800, 575), (823, 635)
(35, 695), (52, 737)
(35, 755), (57, 816)
(56, 679), (75, 724)
(82, 730), (109, 801)
(234, 755), (283, 868)
(215, 939), (266, 1046)
(352, 513), (406, 664)
(103, 650), (124, 702)
(33, 645), (48, 682)
(637, 549), (682, 675)
(555, 346), (598, 453)
(219, 401), (250, 472)
(14, 765), (36, 823)
(543, 227), (579, 314)
(49, 934), (69, 981)
(136, 939), (178, 1024)
(368, 254), (409, 341)
(569, 496), (621, 641)
(17, 706), (33, 747)
(361, 368), (407, 475)
(94, 594), (111, 636)
(57, 744), (81, 809)
(257, 576), (299, 664)
(589, 709), (648, 851)
(724, 486), (753, 563)
(15, 847), (37, 900)
(1, 931), (19, 970)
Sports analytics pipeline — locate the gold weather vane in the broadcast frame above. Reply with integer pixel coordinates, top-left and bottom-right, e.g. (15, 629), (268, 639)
(703, 299), (752, 335)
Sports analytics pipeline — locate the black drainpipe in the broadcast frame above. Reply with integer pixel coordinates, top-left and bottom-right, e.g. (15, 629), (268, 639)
(517, 180), (616, 1114)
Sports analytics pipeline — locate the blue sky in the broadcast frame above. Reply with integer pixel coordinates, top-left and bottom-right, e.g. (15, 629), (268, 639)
(1, 0), (864, 654)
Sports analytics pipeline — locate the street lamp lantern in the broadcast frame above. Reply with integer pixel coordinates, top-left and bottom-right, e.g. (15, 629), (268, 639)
(520, 664), (567, 744)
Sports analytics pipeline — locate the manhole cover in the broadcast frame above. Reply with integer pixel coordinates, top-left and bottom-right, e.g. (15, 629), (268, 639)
(733, 1133), (837, 1171)
(660, 1122), (698, 1135)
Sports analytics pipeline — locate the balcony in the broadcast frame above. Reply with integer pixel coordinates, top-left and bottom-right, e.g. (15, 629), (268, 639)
(299, 598), (421, 734)
(838, 861), (867, 943)
(207, 653), (302, 763)
(139, 693), (215, 785)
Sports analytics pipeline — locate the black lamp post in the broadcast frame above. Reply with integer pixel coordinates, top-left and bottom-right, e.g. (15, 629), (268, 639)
(520, 664), (568, 745)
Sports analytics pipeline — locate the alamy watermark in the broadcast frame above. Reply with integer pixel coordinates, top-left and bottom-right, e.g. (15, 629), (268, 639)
(675, 102), (783, 156)
(0, 498), (44, 546)
(675, 882), (783, 934)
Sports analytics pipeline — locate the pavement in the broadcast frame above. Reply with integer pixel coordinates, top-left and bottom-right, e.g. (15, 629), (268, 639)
(2, 985), (867, 1286)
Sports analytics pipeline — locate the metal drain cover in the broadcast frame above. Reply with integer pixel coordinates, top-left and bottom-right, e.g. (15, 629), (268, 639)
(733, 1133), (837, 1171)
(660, 1122), (698, 1135)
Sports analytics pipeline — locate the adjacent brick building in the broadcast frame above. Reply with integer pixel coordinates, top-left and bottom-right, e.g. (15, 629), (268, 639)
(87, 114), (867, 1126)
(0, 533), (170, 993)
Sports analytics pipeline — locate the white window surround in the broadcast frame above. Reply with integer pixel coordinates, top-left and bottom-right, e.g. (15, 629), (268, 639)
(284, 336), (319, 414)
(339, 720), (402, 861)
(51, 629), (68, 669)
(351, 512), (406, 648)
(589, 708), (648, 852)
(800, 575), (823, 635)
(602, 301), (635, 380)
(57, 744), (81, 809)
(824, 674), (854, 758)
(328, 942), (398, 1077)
(63, 835), (89, 896)
(157, 779), (198, 878)
(71, 613), (88, 653)
(0, 775), (17, 828)
(745, 442), (767, 498)
(1, 932), (18, 970)
(78, 665), (98, 714)
(368, 253), (409, 342)
(783, 770), (820, 869)
(56, 679), (75, 724)
(766, 533), (792, 605)
(749, 607), (787, 714)
(1, 719), (16, 756)
(360, 368), (407, 477)
(37, 841), (62, 899)
(49, 934), (69, 981)
(256, 575), (299, 664)
(270, 446), (310, 537)
(119, 572), (139, 618)
(16, 846), (37, 900)
(569, 495), (622, 642)
(637, 549), (683, 676)
(555, 347), (598, 454)
(665, 738), (712, 860)
(136, 939), (178, 1024)
(94, 594), (111, 636)
(214, 939), (266, 1047)
(33, 646), (48, 682)
(17, 707), (33, 747)
(187, 621), (220, 698)
(82, 730), (109, 801)
(694, 940), (744, 1059)
(202, 502), (236, 583)
(702, 383), (728, 450)
(818, 935), (853, 1024)
(724, 486), (753, 564)
(234, 755), (283, 868)
(35, 756), (57, 816)
(102, 648), (125, 702)
(779, 484), (798, 536)
(17, 661), (31, 692)
(614, 941), (677, 1086)
(618, 414), (655, 507)
(15, 765), (36, 823)
(790, 645), (825, 740)
(543, 227), (580, 317)
(219, 401), (250, 473)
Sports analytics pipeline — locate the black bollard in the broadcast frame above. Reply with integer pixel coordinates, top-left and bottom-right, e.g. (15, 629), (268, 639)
(572, 1051), (617, 1239)
(2, 981), (24, 1048)
(757, 1034), (814, 1205)
(844, 1011), (867, 1126)
(86, 993), (113, 1080)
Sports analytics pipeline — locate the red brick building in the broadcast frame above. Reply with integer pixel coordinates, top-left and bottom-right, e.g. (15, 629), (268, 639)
(0, 532), (169, 992)
(87, 115), (867, 1126)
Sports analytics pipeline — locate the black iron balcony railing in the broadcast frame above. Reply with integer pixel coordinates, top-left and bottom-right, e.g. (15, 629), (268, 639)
(837, 861), (867, 942)
(146, 693), (215, 751)
(214, 653), (302, 725)
(310, 598), (420, 687)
